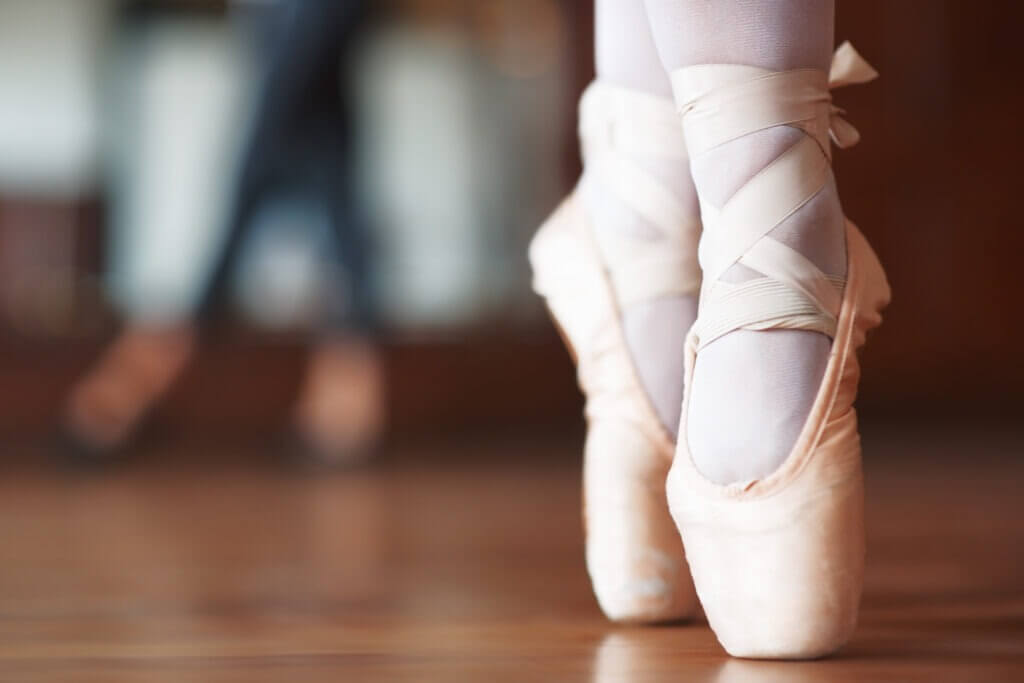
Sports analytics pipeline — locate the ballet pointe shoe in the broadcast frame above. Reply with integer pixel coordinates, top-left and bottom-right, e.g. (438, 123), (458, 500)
(529, 82), (701, 623)
(668, 221), (888, 658)
(61, 323), (196, 459)
(292, 337), (385, 466)
(666, 43), (889, 658)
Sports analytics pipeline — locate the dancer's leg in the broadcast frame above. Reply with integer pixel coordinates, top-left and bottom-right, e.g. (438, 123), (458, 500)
(645, 0), (843, 483)
(584, 0), (700, 434)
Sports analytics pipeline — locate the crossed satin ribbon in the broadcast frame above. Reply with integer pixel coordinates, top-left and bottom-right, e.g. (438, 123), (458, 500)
(673, 40), (878, 160)
(827, 41), (879, 148)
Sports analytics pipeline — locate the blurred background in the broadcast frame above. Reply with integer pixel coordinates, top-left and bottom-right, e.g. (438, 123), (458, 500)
(0, 1), (1022, 677)
(0, 0), (1020, 452)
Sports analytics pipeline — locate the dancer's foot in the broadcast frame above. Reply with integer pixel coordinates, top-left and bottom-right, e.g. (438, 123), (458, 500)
(644, 0), (844, 484)
(665, 43), (888, 658)
(685, 134), (847, 485)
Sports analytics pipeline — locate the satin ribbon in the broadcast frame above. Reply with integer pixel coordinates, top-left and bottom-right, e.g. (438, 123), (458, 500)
(827, 41), (879, 149)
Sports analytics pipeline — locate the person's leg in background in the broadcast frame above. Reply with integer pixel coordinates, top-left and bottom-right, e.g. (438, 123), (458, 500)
(288, 101), (383, 466)
(198, 0), (384, 464)
(63, 0), (382, 461)
(62, 3), (247, 456)
(196, 0), (371, 320)
(528, 0), (702, 622)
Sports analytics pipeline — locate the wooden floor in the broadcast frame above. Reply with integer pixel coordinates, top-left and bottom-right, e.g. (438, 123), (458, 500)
(0, 422), (1022, 681)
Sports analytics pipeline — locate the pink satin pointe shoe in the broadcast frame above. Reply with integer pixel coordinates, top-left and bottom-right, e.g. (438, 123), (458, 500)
(529, 82), (701, 622)
(666, 43), (890, 658)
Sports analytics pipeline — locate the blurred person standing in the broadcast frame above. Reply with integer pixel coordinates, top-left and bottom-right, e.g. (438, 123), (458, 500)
(62, 0), (384, 464)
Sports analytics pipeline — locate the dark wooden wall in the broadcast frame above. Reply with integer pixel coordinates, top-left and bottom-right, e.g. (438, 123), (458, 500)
(1, 1), (1021, 443)
(833, 1), (1024, 413)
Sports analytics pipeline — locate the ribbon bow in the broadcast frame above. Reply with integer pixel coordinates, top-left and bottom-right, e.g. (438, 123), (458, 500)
(827, 41), (879, 149)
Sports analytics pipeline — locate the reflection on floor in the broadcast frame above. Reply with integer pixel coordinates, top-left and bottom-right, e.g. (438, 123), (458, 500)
(0, 422), (1021, 681)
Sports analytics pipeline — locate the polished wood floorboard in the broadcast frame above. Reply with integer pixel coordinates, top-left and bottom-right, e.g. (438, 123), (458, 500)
(0, 423), (1022, 681)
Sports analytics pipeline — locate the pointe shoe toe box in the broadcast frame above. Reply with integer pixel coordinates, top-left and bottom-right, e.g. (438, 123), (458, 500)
(588, 544), (694, 624)
(585, 421), (698, 624)
(666, 438), (864, 659)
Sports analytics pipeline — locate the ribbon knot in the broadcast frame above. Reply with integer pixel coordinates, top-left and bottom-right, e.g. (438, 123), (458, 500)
(827, 41), (878, 149)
